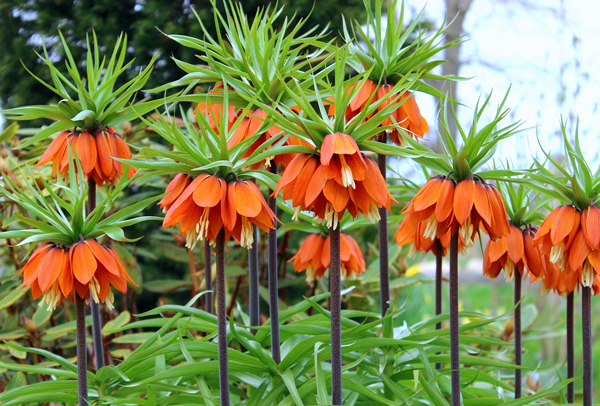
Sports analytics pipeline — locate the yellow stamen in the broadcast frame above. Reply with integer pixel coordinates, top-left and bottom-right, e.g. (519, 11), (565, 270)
(549, 242), (565, 268)
(365, 202), (381, 223)
(581, 260), (594, 287)
(321, 203), (339, 230)
(240, 217), (254, 249)
(105, 290), (115, 311)
(423, 215), (438, 241)
(305, 265), (317, 283)
(339, 155), (355, 189)
(89, 276), (101, 304)
(503, 258), (515, 283)
(460, 217), (475, 248)
(40, 283), (62, 311)
(292, 206), (302, 221)
(408, 243), (418, 259)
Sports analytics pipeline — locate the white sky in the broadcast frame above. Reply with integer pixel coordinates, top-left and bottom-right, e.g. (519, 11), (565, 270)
(403, 0), (600, 167)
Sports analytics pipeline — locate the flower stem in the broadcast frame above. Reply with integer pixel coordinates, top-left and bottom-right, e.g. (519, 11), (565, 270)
(204, 240), (213, 314)
(216, 229), (230, 406)
(269, 164), (281, 363)
(378, 134), (390, 317)
(567, 292), (574, 403)
(435, 239), (443, 370)
(87, 178), (105, 370)
(449, 232), (461, 406)
(330, 225), (342, 404)
(514, 272), (522, 399)
(249, 224), (260, 334)
(582, 286), (593, 406)
(75, 295), (88, 404)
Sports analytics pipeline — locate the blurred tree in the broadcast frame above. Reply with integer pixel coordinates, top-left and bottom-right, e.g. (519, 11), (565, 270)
(0, 0), (364, 110)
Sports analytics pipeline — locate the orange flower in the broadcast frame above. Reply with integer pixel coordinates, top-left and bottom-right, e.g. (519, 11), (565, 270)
(195, 83), (238, 130)
(18, 239), (135, 311)
(483, 226), (546, 282)
(227, 109), (280, 170)
(398, 176), (510, 250)
(36, 128), (135, 185)
(163, 174), (276, 249)
(394, 220), (452, 257)
(534, 205), (600, 294)
(227, 108), (311, 170)
(159, 174), (192, 212)
(330, 78), (429, 146)
(273, 132), (393, 229)
(375, 85), (429, 146)
(290, 233), (366, 282)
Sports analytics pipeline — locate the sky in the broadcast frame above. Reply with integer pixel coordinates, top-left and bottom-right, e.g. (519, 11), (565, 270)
(402, 0), (600, 168)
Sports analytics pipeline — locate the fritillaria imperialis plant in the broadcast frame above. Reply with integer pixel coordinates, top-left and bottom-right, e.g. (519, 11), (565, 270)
(482, 179), (550, 398)
(396, 93), (524, 404)
(0, 163), (157, 403)
(131, 93), (283, 405)
(266, 48), (419, 403)
(341, 0), (461, 319)
(0, 31), (163, 399)
(527, 122), (600, 405)
(157, 0), (328, 350)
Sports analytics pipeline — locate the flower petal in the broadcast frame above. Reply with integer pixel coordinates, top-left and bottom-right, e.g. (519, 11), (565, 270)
(70, 242), (98, 285)
(235, 181), (262, 218)
(193, 175), (223, 208)
(453, 179), (475, 225)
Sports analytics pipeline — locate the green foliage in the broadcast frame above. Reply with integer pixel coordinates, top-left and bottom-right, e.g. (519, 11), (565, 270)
(0, 293), (575, 404)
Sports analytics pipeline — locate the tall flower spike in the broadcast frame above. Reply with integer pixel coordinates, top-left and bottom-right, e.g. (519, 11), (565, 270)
(0, 161), (155, 311)
(290, 233), (366, 282)
(18, 240), (136, 311)
(397, 176), (510, 252)
(340, 0), (460, 146)
(484, 226), (546, 283)
(163, 174), (276, 249)
(273, 133), (394, 230)
(37, 128), (136, 185)
(155, 0), (327, 173)
(1, 32), (164, 183)
(534, 205), (600, 293)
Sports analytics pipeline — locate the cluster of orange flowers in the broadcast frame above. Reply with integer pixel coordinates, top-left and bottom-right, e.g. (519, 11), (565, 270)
(534, 205), (600, 295)
(273, 132), (393, 229)
(37, 128), (135, 185)
(333, 78), (429, 146)
(291, 233), (366, 282)
(19, 239), (135, 311)
(396, 176), (510, 253)
(161, 173), (276, 249)
(483, 226), (546, 282)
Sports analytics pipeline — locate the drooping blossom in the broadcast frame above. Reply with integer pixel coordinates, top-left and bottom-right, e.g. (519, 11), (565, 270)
(290, 233), (366, 282)
(483, 226), (546, 282)
(329, 78), (429, 146)
(226, 108), (312, 170)
(273, 132), (394, 229)
(163, 174), (276, 249)
(159, 174), (192, 212)
(18, 239), (135, 311)
(194, 83), (238, 130)
(36, 128), (135, 185)
(396, 176), (511, 251)
(534, 204), (600, 293)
